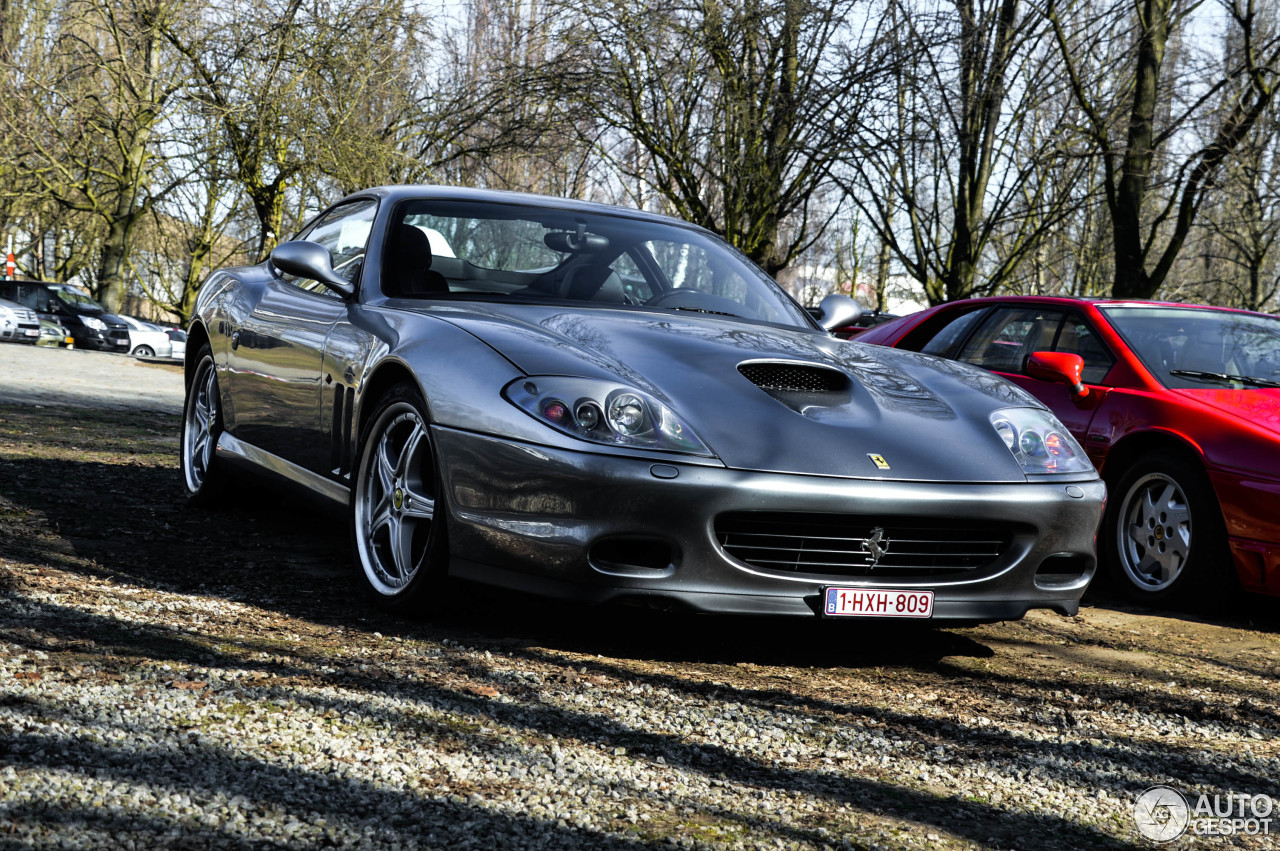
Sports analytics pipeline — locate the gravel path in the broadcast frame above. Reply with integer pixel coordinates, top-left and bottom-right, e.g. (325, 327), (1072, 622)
(1, 350), (1279, 850)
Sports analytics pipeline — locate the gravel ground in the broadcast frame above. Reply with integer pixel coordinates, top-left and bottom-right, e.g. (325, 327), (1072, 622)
(2, 346), (1279, 850)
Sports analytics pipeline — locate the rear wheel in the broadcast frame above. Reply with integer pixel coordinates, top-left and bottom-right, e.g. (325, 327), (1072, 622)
(132, 344), (155, 358)
(351, 383), (449, 613)
(181, 344), (228, 504)
(1104, 451), (1230, 609)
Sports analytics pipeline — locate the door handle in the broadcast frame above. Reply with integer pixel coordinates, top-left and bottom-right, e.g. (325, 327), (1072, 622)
(230, 330), (240, 350)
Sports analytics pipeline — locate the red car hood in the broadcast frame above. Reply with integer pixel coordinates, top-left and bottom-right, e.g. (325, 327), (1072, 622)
(1176, 387), (1280, 435)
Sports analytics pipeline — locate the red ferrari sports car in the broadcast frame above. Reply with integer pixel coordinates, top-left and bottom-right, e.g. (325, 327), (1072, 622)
(857, 296), (1280, 608)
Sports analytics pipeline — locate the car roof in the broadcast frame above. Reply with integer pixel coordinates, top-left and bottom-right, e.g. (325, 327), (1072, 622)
(341, 185), (711, 232)
(931, 294), (1272, 318)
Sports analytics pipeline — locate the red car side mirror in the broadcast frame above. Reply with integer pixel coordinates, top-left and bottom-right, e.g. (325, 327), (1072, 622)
(1025, 351), (1089, 398)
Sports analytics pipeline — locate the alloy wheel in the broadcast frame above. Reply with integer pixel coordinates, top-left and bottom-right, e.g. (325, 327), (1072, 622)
(1116, 471), (1192, 593)
(182, 359), (219, 494)
(354, 403), (437, 596)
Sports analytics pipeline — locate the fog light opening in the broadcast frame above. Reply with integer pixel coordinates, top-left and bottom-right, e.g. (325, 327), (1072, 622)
(589, 537), (675, 575)
(1034, 554), (1091, 587)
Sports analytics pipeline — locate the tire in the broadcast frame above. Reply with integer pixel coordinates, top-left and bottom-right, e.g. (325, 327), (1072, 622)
(133, 345), (155, 358)
(1103, 450), (1230, 609)
(351, 383), (449, 614)
(181, 344), (229, 504)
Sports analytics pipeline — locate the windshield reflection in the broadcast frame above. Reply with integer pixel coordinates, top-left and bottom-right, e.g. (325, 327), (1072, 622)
(1101, 306), (1280, 390)
(387, 199), (815, 330)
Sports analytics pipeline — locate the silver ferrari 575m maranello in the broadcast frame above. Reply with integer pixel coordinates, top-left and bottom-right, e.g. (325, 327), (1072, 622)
(181, 185), (1105, 623)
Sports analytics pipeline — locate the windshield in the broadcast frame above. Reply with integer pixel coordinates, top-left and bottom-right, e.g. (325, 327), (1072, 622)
(1101, 305), (1280, 389)
(382, 199), (815, 329)
(55, 289), (106, 314)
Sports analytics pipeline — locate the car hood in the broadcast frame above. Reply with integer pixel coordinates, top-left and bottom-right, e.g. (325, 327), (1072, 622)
(428, 303), (1063, 482)
(1176, 388), (1280, 436)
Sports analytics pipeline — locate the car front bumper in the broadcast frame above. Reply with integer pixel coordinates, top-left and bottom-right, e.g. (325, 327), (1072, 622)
(434, 427), (1107, 622)
(70, 327), (131, 352)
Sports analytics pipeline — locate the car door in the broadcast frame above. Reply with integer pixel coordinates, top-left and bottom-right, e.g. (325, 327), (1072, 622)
(225, 198), (377, 473)
(953, 306), (1115, 451)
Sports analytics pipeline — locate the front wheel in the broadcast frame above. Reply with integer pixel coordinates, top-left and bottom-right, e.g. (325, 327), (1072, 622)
(1104, 451), (1230, 609)
(351, 384), (449, 613)
(133, 345), (155, 358)
(181, 344), (228, 504)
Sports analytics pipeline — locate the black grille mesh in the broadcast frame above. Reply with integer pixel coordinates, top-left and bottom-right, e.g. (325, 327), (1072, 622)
(715, 512), (1013, 578)
(738, 363), (846, 393)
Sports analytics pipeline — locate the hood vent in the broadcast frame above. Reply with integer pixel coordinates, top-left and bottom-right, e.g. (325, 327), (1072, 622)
(738, 362), (849, 393)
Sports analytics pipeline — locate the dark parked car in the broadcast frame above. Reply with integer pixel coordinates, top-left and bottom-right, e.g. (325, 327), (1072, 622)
(182, 186), (1104, 623)
(857, 295), (1280, 607)
(0, 280), (130, 352)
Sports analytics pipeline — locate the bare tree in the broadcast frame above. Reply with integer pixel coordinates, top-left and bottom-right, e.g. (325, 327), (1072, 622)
(841, 0), (1083, 305)
(1045, 0), (1280, 299)
(549, 0), (880, 276)
(1, 0), (188, 310)
(1194, 109), (1280, 310)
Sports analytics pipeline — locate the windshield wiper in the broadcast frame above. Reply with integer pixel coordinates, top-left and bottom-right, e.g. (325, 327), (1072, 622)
(1169, 369), (1280, 389)
(668, 305), (742, 318)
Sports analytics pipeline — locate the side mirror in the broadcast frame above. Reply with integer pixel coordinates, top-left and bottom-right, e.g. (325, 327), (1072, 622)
(1026, 351), (1089, 398)
(269, 241), (355, 298)
(815, 293), (863, 332)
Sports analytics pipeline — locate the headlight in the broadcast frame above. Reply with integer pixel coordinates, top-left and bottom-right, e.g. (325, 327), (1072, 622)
(82, 316), (107, 331)
(989, 408), (1092, 475)
(504, 376), (713, 456)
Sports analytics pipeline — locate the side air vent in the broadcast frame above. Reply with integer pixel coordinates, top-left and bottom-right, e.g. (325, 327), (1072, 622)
(331, 384), (356, 476)
(738, 362), (849, 393)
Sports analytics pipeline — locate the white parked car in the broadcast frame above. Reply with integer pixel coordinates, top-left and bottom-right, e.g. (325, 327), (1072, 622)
(118, 315), (173, 358)
(165, 327), (187, 361)
(0, 297), (41, 344)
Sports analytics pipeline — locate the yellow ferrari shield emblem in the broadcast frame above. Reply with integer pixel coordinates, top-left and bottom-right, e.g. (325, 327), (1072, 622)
(867, 453), (891, 470)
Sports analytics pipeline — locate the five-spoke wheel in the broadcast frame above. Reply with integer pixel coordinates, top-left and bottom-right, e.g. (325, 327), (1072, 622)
(181, 344), (226, 502)
(1105, 451), (1229, 608)
(352, 384), (447, 610)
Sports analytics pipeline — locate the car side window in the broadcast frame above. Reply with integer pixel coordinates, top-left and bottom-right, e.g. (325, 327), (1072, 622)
(917, 309), (988, 356)
(958, 308), (1066, 374)
(643, 239), (748, 301)
(290, 199), (378, 294)
(609, 251), (657, 303)
(1054, 317), (1116, 384)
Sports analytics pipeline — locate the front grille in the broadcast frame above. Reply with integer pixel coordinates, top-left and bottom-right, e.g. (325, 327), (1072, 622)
(715, 512), (1014, 578)
(738, 362), (847, 393)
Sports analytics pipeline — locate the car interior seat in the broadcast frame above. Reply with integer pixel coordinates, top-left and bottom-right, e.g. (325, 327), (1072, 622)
(383, 224), (450, 296)
(561, 263), (624, 302)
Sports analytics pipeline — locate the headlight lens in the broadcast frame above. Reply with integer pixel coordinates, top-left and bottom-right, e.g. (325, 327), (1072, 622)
(505, 376), (713, 456)
(81, 316), (107, 330)
(989, 408), (1092, 475)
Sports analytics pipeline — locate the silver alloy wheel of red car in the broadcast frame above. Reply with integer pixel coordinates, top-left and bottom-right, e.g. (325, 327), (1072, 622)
(182, 352), (221, 496)
(352, 388), (443, 602)
(1115, 470), (1193, 593)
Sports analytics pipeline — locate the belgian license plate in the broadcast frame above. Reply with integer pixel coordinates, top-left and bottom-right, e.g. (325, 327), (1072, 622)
(22, 328), (37, 337)
(823, 587), (934, 618)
